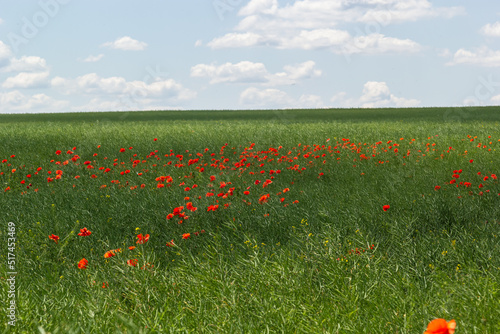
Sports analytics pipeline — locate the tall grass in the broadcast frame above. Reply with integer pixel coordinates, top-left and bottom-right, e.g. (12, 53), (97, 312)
(0, 108), (499, 333)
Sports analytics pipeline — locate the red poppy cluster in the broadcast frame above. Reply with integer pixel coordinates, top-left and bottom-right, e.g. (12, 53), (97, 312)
(434, 165), (499, 197)
(136, 233), (150, 244)
(2, 134), (497, 293)
(336, 244), (375, 261)
(49, 234), (60, 243)
(78, 227), (92, 237)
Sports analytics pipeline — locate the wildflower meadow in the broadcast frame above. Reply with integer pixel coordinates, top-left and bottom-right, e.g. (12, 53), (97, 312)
(0, 107), (499, 333)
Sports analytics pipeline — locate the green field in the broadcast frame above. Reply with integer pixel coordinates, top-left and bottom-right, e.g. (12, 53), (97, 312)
(1, 107), (499, 333)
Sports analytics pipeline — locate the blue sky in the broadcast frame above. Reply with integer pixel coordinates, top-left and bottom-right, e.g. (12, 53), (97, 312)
(0, 0), (499, 113)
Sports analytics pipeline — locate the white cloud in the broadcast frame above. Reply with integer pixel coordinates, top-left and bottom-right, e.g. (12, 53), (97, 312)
(73, 97), (183, 112)
(101, 36), (147, 51)
(51, 73), (197, 112)
(340, 33), (421, 55)
(437, 48), (451, 58)
(240, 88), (289, 106)
(0, 40), (13, 67)
(282, 61), (322, 80)
(239, 87), (324, 108)
(191, 61), (269, 84)
(359, 81), (391, 103)
(51, 73), (196, 109)
(239, 0), (278, 16)
(191, 60), (321, 86)
(447, 47), (500, 67)
(462, 94), (500, 107)
(280, 29), (351, 50)
(2, 71), (50, 88)
(209, 29), (421, 54)
(208, 33), (265, 49)
(81, 54), (104, 62)
(238, 0), (464, 28)
(194, 40), (203, 47)
(208, 0), (462, 54)
(0, 18), (3, 25)
(0, 91), (69, 113)
(481, 22), (500, 37)
(72, 97), (147, 112)
(490, 94), (500, 103)
(3, 56), (48, 72)
(331, 81), (420, 108)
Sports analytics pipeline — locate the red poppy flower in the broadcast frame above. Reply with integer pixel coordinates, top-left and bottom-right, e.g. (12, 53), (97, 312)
(263, 180), (272, 188)
(259, 194), (270, 204)
(104, 249), (121, 258)
(78, 227), (92, 237)
(166, 239), (175, 247)
(49, 234), (60, 243)
(128, 246), (136, 250)
(127, 259), (138, 267)
(207, 204), (219, 212)
(424, 318), (456, 334)
(173, 206), (184, 216)
(104, 250), (115, 258)
(434, 186), (441, 191)
(382, 205), (390, 211)
(182, 233), (191, 239)
(186, 202), (197, 212)
(136, 234), (150, 244)
(78, 258), (88, 269)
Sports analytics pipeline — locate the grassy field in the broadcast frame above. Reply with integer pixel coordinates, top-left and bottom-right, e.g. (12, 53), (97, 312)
(0, 107), (499, 333)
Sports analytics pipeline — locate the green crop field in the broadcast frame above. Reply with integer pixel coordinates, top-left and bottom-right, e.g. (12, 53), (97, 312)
(1, 107), (499, 333)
